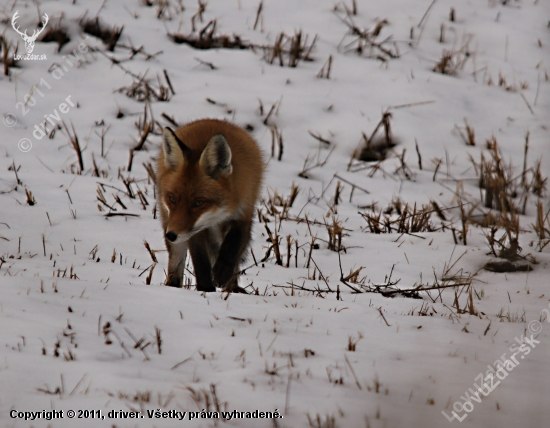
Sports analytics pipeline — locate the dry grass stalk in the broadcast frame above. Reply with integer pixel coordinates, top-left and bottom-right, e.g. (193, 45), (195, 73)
(356, 112), (395, 162)
(91, 153), (100, 177)
(478, 139), (514, 212)
(347, 332), (363, 352)
(415, 139), (423, 170)
(80, 16), (123, 51)
(263, 30), (316, 67)
(143, 162), (157, 185)
(531, 160), (547, 197)
(371, 251), (475, 305)
(40, 19), (71, 52)
(338, 15), (398, 61)
(62, 121), (84, 174)
(333, 181), (343, 206)
(94, 124), (111, 158)
(128, 110), (153, 171)
(531, 200), (550, 251)
(325, 216), (344, 252)
(191, 0), (207, 31)
(454, 119), (476, 146)
(308, 131), (332, 146)
(432, 35), (473, 75)
(25, 188), (36, 206)
(475, 135), (545, 219)
(490, 72), (529, 93)
(343, 266), (365, 284)
(264, 222), (283, 266)
(96, 185), (117, 211)
(361, 201), (435, 235)
(263, 183), (300, 220)
(261, 99), (280, 125)
(143, 240), (158, 263)
(483, 201), (521, 260)
(143, 0), (185, 20)
(333, 0), (357, 15)
(307, 410), (338, 425)
(496, 307), (526, 323)
(185, 383), (227, 414)
(117, 72), (172, 103)
(145, 263), (156, 285)
(285, 235), (294, 268)
(170, 19), (247, 50)
(1, 36), (19, 76)
(270, 126), (284, 161)
(317, 55), (333, 79)
(299, 146), (335, 179)
(253, 1), (263, 30)
(395, 149), (413, 180)
(154, 326), (162, 354)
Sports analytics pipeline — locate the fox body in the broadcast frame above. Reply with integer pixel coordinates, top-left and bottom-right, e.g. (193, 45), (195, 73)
(156, 119), (264, 292)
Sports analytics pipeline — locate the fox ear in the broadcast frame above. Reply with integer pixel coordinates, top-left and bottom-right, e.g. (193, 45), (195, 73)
(162, 127), (189, 169)
(200, 134), (233, 179)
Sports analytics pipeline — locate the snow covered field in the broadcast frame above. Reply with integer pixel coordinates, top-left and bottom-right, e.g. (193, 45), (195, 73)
(0, 0), (549, 427)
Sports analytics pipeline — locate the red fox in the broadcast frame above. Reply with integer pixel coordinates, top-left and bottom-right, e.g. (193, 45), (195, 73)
(156, 119), (264, 292)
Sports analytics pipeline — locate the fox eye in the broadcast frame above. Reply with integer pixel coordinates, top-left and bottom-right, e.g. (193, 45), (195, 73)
(192, 200), (204, 208)
(168, 195), (176, 204)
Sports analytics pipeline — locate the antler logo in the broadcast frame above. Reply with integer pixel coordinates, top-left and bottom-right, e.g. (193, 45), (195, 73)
(12, 11), (49, 54)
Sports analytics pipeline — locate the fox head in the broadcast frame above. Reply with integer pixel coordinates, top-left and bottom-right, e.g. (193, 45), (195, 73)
(158, 127), (234, 244)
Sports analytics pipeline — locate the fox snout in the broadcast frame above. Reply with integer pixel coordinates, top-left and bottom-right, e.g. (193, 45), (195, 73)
(165, 231), (178, 242)
(164, 228), (193, 244)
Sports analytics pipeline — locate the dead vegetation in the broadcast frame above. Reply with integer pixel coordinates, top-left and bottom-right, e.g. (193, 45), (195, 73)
(62, 121), (84, 175)
(40, 20), (71, 52)
(0, 36), (19, 76)
(360, 200), (436, 235)
(167, 10), (317, 69)
(337, 14), (399, 62)
(469, 136), (546, 261)
(143, 0), (185, 20)
(369, 250), (478, 319)
(436, 134), (547, 270)
(169, 19), (248, 50)
(262, 30), (316, 67)
(307, 413), (337, 428)
(263, 184), (300, 221)
(80, 15), (123, 51)
(485, 72), (530, 92)
(354, 112), (396, 162)
(531, 200), (550, 251)
(317, 55), (333, 79)
(432, 34), (473, 76)
(347, 332), (363, 351)
(116, 71), (174, 102)
(184, 383), (227, 414)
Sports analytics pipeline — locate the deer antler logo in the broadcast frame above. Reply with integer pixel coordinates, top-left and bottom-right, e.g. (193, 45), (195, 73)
(12, 11), (49, 54)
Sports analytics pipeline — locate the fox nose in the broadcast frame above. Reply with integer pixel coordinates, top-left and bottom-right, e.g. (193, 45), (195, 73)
(165, 231), (177, 242)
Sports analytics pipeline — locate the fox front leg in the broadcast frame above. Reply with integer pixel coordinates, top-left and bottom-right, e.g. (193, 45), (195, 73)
(165, 241), (188, 287)
(189, 231), (216, 292)
(213, 221), (250, 292)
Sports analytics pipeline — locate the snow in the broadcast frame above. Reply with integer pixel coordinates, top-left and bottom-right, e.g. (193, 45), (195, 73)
(0, 0), (549, 427)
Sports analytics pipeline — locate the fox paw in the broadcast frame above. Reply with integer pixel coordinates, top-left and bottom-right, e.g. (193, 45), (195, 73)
(212, 260), (234, 288)
(166, 274), (182, 288)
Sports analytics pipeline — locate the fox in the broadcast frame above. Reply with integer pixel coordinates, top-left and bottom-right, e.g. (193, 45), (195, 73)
(156, 119), (264, 292)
